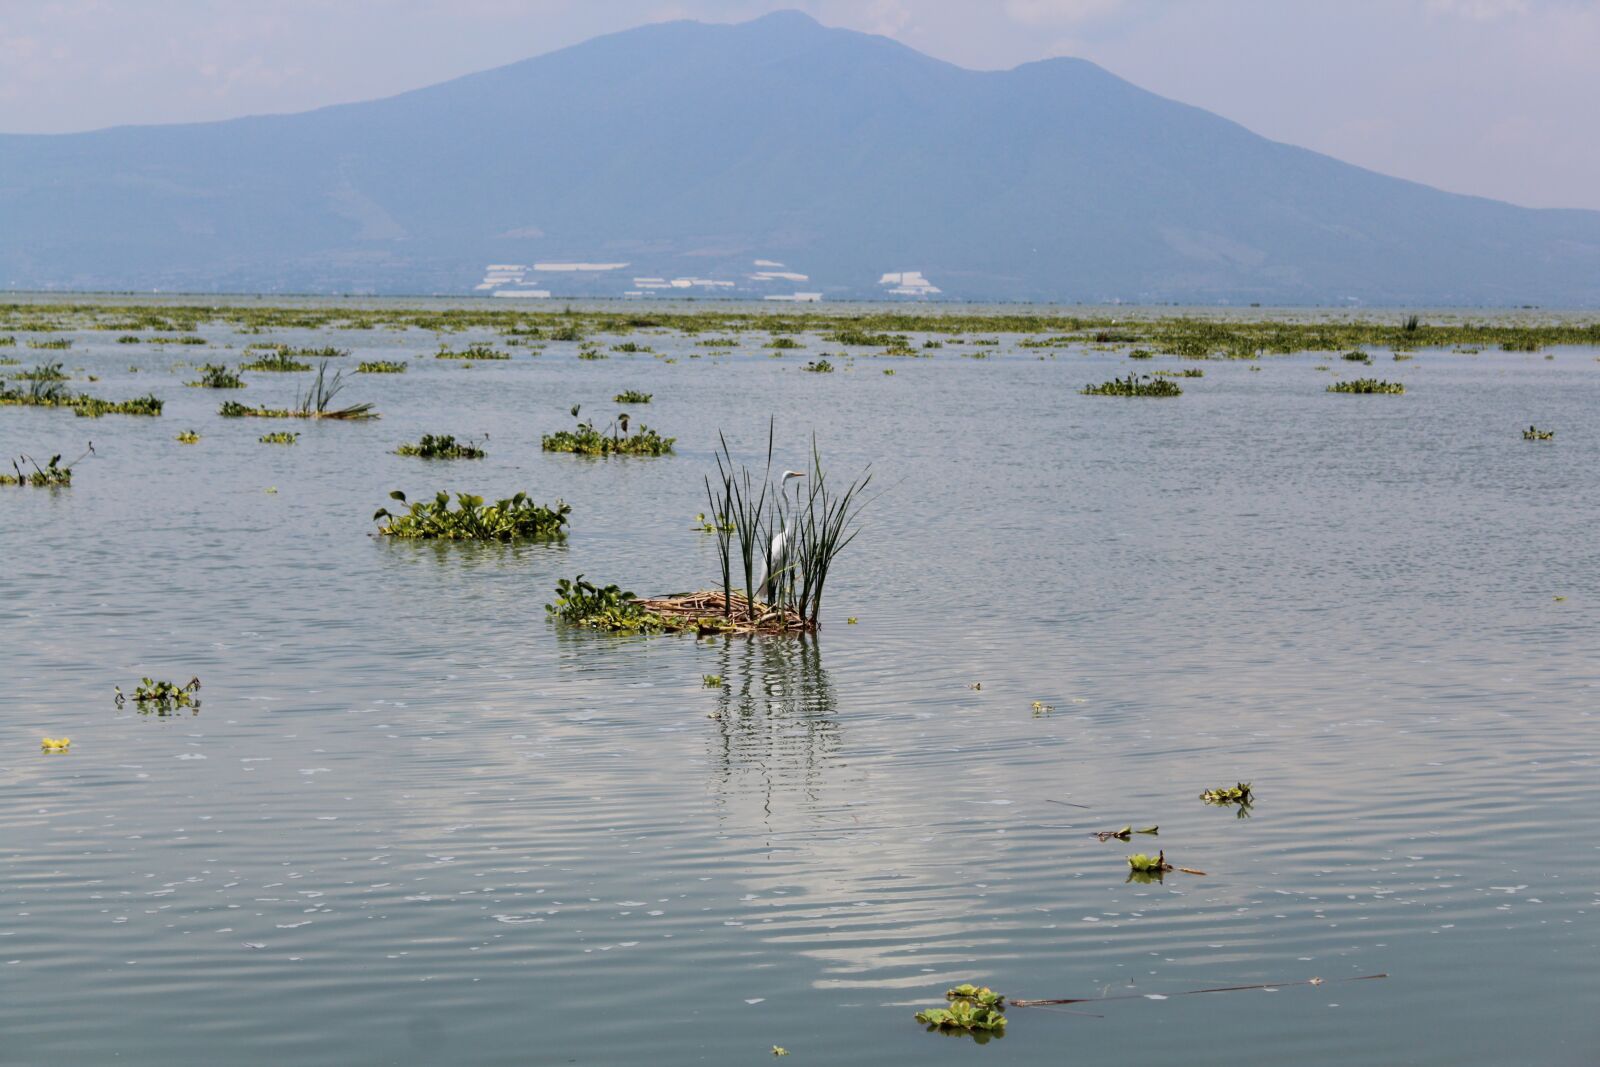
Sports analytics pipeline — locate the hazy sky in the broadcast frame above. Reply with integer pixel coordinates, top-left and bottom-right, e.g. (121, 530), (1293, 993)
(3, 1), (1597, 210)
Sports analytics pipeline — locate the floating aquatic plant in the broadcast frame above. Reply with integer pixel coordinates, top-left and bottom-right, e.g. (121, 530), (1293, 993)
(545, 576), (676, 634)
(1093, 826), (1159, 842)
(702, 674), (724, 688)
(1082, 374), (1181, 397)
(115, 676), (201, 715)
(41, 736), (71, 752)
(0, 453), (73, 487)
(542, 415), (673, 456)
(613, 390), (652, 404)
(374, 490), (569, 541)
(395, 434), (486, 459)
(241, 350), (310, 372)
(188, 363), (245, 389)
(915, 985), (1007, 1040)
(176, 430), (201, 444)
(611, 342), (651, 353)
(219, 361), (376, 419)
(258, 431), (299, 445)
(11, 361), (69, 381)
(1341, 350), (1373, 363)
(1200, 781), (1254, 817)
(1522, 425), (1555, 441)
(356, 360), (406, 373)
(1327, 378), (1404, 394)
(802, 359), (834, 373)
(436, 343), (508, 361)
(29, 338), (72, 350)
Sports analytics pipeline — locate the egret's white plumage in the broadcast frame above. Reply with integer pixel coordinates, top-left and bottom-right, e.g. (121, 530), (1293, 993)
(756, 470), (806, 603)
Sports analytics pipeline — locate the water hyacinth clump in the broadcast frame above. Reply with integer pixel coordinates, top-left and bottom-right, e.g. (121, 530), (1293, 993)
(395, 434), (486, 459)
(802, 358), (834, 373)
(176, 430), (201, 444)
(188, 363), (245, 388)
(1082, 373), (1182, 397)
(1328, 378), (1405, 394)
(542, 413), (674, 456)
(373, 490), (569, 541)
(613, 390), (652, 404)
(258, 431), (299, 445)
(1523, 425), (1555, 441)
(914, 985), (1007, 1040)
(356, 360), (407, 373)
(545, 576), (676, 634)
(436, 343), (509, 360)
(241, 350), (311, 372)
(114, 676), (201, 716)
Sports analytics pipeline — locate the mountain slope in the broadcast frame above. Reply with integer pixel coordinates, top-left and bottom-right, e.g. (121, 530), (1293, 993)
(2, 10), (1597, 304)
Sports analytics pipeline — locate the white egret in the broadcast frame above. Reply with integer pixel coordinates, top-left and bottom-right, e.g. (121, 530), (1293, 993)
(756, 470), (806, 604)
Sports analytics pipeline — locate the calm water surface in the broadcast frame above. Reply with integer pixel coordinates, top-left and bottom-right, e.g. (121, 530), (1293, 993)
(3, 310), (1598, 1065)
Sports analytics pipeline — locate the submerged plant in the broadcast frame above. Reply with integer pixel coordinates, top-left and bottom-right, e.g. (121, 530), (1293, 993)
(189, 363), (245, 388)
(115, 676), (201, 715)
(1081, 373), (1181, 397)
(1327, 378), (1404, 394)
(374, 490), (569, 541)
(1523, 425), (1555, 441)
(613, 390), (652, 403)
(915, 985), (1007, 1040)
(395, 434), (487, 459)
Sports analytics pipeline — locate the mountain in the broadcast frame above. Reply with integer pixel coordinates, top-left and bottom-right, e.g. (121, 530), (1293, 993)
(2, 10), (1598, 305)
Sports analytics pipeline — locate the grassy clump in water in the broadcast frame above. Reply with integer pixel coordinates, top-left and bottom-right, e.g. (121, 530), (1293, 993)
(0, 453), (72, 487)
(258, 431), (299, 445)
(218, 362), (377, 419)
(188, 363), (245, 389)
(1523, 425), (1555, 441)
(242, 350), (310, 372)
(1328, 378), (1404, 394)
(802, 358), (834, 373)
(613, 390), (652, 404)
(915, 985), (1007, 1040)
(395, 434), (486, 459)
(374, 489), (569, 541)
(2, 377), (164, 417)
(356, 360), (406, 373)
(542, 413), (674, 456)
(11, 361), (69, 382)
(436, 343), (508, 361)
(29, 338), (72, 350)
(1082, 373), (1181, 397)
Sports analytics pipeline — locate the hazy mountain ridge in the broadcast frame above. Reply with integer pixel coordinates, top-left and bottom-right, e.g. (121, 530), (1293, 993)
(2, 10), (1597, 304)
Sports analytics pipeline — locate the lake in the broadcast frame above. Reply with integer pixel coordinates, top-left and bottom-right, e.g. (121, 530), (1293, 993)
(3, 301), (1597, 1065)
